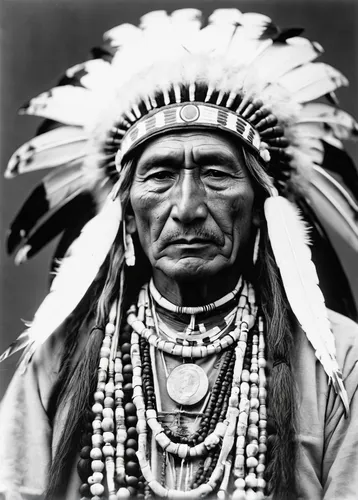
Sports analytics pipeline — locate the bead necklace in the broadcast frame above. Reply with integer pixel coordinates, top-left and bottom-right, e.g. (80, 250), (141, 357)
(149, 276), (243, 315)
(152, 300), (239, 346)
(81, 279), (268, 500)
(127, 283), (254, 358)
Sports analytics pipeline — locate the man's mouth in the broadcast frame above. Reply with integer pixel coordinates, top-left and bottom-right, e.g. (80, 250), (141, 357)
(169, 237), (213, 245)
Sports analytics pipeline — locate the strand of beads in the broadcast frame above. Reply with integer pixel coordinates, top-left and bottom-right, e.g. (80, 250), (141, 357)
(128, 283), (250, 358)
(149, 277), (243, 315)
(88, 301), (117, 500)
(232, 316), (268, 500)
(256, 316), (267, 498)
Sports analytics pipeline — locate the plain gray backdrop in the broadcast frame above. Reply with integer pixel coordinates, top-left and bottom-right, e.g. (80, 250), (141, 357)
(1, 0), (357, 399)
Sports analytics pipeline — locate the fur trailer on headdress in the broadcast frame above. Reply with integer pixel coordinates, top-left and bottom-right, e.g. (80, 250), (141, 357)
(2, 8), (358, 410)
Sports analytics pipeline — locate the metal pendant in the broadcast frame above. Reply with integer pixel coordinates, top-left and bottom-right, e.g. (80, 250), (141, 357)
(166, 363), (209, 406)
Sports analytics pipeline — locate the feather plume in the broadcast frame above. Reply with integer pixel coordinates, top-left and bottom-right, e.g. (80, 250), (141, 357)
(13, 192), (99, 264)
(297, 103), (358, 140)
(66, 59), (112, 91)
(279, 63), (348, 103)
(7, 163), (107, 255)
(19, 86), (96, 126)
(310, 168), (358, 238)
(0, 191), (122, 366)
(5, 126), (87, 178)
(264, 195), (350, 415)
(245, 37), (322, 85)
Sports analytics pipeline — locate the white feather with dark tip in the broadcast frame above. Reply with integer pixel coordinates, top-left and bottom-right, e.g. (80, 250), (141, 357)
(279, 63), (348, 102)
(19, 86), (97, 126)
(264, 194), (350, 415)
(0, 191), (122, 367)
(297, 103), (358, 140)
(5, 126), (88, 178)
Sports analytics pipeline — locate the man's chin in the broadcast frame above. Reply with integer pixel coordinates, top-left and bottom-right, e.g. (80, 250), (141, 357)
(156, 256), (227, 282)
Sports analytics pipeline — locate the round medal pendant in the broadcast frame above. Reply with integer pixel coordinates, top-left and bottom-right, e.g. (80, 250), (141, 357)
(166, 363), (209, 406)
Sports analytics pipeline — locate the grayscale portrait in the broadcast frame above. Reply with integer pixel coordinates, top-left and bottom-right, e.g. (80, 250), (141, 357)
(0, 1), (357, 499)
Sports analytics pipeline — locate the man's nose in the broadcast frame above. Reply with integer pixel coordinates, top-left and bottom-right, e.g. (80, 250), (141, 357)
(170, 169), (208, 224)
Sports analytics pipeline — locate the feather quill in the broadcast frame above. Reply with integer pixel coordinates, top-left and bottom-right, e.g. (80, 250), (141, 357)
(264, 194), (350, 415)
(5, 126), (87, 178)
(0, 191), (122, 366)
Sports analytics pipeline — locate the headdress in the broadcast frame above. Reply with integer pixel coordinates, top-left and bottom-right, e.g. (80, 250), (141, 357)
(2, 8), (358, 414)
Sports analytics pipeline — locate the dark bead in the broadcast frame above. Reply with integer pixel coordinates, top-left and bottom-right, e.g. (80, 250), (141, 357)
(126, 415), (137, 427)
(126, 475), (139, 488)
(122, 343), (131, 354)
(137, 495), (145, 500)
(127, 427), (137, 439)
(122, 353), (131, 365)
(121, 330), (131, 342)
(125, 448), (137, 460)
(127, 486), (137, 497)
(77, 458), (91, 482)
(123, 382), (133, 392)
(123, 373), (132, 383)
(197, 435), (204, 443)
(126, 460), (140, 476)
(80, 446), (91, 459)
(127, 438), (138, 450)
(79, 483), (90, 496)
(123, 364), (133, 374)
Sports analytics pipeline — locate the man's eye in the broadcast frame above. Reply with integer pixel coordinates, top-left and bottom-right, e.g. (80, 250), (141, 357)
(206, 169), (228, 178)
(148, 170), (174, 181)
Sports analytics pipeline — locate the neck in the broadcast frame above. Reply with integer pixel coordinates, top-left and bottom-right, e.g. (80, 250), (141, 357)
(152, 267), (242, 306)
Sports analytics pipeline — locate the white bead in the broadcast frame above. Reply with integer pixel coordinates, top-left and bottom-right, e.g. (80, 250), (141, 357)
(103, 407), (114, 419)
(102, 417), (114, 432)
(90, 448), (102, 460)
(246, 443), (258, 457)
(91, 459), (105, 472)
(92, 420), (102, 431)
(245, 474), (258, 488)
(90, 483), (104, 496)
(117, 488), (131, 499)
(105, 323), (116, 335)
(92, 403), (103, 414)
(250, 398), (259, 409)
(103, 431), (115, 443)
(92, 471), (104, 483)
(92, 434), (103, 447)
(94, 391), (104, 402)
(234, 478), (246, 489)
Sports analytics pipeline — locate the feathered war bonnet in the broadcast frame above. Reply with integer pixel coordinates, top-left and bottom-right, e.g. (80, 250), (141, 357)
(2, 8), (358, 414)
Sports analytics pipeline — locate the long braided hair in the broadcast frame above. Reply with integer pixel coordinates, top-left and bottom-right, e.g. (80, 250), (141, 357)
(45, 149), (297, 499)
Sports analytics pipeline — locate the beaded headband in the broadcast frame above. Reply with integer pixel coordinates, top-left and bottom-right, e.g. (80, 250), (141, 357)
(118, 102), (266, 162)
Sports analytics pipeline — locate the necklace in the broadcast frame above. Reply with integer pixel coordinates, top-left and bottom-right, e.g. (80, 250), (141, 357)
(127, 282), (256, 358)
(81, 280), (268, 500)
(149, 276), (243, 315)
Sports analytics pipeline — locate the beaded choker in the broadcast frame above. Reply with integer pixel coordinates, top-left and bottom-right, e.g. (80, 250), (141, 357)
(79, 280), (268, 500)
(149, 277), (243, 315)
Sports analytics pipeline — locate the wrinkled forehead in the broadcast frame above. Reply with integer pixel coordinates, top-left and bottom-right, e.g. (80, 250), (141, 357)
(134, 129), (245, 169)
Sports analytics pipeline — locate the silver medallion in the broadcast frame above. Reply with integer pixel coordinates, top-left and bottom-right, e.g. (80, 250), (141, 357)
(166, 363), (209, 406)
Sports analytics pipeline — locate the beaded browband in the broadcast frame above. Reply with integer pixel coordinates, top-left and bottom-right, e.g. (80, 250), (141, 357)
(118, 102), (266, 162)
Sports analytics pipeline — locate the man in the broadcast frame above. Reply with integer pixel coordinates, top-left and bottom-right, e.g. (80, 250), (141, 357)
(1, 7), (358, 500)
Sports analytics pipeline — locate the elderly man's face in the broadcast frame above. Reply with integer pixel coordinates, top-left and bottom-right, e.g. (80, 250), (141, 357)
(130, 131), (255, 281)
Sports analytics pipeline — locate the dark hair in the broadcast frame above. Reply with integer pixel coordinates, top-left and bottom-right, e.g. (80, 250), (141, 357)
(45, 149), (297, 499)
